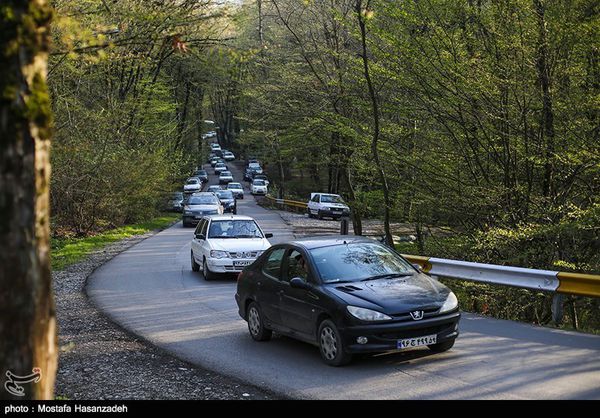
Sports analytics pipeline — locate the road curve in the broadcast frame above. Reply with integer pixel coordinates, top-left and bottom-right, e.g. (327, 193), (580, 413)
(87, 162), (600, 399)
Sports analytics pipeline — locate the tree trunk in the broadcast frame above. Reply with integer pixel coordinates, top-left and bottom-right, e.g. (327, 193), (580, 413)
(0, 0), (57, 400)
(356, 0), (393, 246)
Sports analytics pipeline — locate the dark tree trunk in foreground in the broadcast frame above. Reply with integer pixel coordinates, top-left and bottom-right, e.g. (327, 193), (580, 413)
(0, 0), (57, 400)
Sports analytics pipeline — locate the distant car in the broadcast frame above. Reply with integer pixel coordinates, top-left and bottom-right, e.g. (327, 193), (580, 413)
(244, 168), (254, 182)
(190, 215), (273, 280)
(207, 152), (216, 162)
(248, 162), (263, 174)
(252, 174), (269, 187)
(214, 162), (227, 174)
(207, 185), (221, 194)
(193, 169), (209, 183)
(307, 193), (350, 220)
(251, 179), (268, 195)
(219, 170), (234, 184)
(210, 143), (221, 151)
(227, 182), (244, 199)
(235, 235), (460, 366)
(183, 177), (202, 194)
(245, 156), (259, 166)
(216, 189), (237, 214)
(167, 192), (184, 212)
(210, 157), (224, 167)
(223, 151), (235, 161)
(182, 192), (224, 227)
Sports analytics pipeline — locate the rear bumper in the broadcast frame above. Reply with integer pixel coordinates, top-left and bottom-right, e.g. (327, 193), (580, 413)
(340, 311), (460, 353)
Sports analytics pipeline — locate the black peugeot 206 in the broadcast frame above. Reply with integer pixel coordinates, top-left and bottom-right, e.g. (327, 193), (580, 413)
(235, 235), (460, 366)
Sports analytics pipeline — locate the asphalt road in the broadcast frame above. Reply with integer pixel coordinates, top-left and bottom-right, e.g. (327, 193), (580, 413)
(87, 160), (600, 399)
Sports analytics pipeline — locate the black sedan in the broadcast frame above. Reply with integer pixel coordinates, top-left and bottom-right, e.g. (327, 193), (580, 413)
(215, 189), (237, 214)
(235, 235), (460, 366)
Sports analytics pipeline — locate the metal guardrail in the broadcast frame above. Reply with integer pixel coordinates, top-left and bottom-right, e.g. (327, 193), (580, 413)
(402, 255), (600, 298)
(264, 195), (308, 210)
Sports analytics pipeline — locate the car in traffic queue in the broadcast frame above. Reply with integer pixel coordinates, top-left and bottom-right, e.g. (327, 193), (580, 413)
(214, 162), (228, 175)
(252, 174), (269, 187)
(211, 142), (222, 151)
(235, 235), (460, 366)
(227, 182), (244, 199)
(248, 162), (263, 175)
(244, 167), (254, 182)
(193, 169), (209, 183)
(211, 157), (224, 168)
(219, 170), (234, 185)
(215, 189), (237, 214)
(251, 179), (268, 196)
(167, 192), (184, 212)
(183, 177), (202, 194)
(191, 215), (273, 280)
(182, 192), (224, 227)
(223, 151), (236, 161)
(207, 185), (222, 194)
(307, 193), (350, 220)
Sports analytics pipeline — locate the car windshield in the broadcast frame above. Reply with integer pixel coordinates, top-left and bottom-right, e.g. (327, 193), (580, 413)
(215, 163), (225, 167)
(197, 171), (207, 175)
(228, 183), (242, 189)
(208, 220), (263, 239)
(249, 163), (260, 168)
(186, 179), (199, 184)
(253, 180), (265, 186)
(216, 190), (234, 199)
(310, 243), (414, 283)
(220, 171), (232, 176)
(187, 196), (219, 205)
(321, 194), (344, 204)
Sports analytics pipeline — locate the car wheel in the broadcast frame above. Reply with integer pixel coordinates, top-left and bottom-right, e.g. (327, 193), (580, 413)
(247, 302), (272, 342)
(202, 258), (217, 281)
(318, 319), (352, 366)
(317, 210), (324, 220)
(307, 209), (314, 218)
(191, 251), (200, 272)
(428, 339), (455, 353)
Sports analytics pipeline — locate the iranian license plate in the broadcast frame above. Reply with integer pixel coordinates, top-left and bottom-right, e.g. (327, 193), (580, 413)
(397, 334), (437, 350)
(234, 260), (252, 267)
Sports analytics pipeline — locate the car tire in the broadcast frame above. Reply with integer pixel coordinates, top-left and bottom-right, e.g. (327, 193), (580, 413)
(307, 209), (314, 219)
(191, 251), (200, 272)
(428, 339), (455, 353)
(247, 302), (272, 342)
(202, 258), (217, 281)
(317, 210), (324, 220)
(318, 319), (352, 366)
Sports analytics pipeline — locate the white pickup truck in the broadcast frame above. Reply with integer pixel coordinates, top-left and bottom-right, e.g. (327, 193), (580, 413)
(307, 193), (351, 220)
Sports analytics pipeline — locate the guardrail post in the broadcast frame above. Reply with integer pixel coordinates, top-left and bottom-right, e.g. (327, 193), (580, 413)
(551, 293), (565, 325)
(340, 217), (349, 235)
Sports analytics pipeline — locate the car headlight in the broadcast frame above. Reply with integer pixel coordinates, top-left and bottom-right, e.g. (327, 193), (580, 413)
(347, 306), (392, 321)
(439, 292), (458, 313)
(210, 250), (230, 259)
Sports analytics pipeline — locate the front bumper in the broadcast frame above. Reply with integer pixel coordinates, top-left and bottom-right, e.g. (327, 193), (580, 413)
(320, 208), (350, 218)
(207, 258), (256, 273)
(252, 189), (267, 195)
(340, 311), (460, 354)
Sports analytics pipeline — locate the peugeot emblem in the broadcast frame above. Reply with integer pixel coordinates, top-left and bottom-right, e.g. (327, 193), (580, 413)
(410, 310), (424, 320)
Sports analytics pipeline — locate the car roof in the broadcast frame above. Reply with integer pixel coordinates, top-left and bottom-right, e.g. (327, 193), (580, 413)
(206, 214), (256, 221)
(285, 235), (376, 250)
(191, 192), (217, 196)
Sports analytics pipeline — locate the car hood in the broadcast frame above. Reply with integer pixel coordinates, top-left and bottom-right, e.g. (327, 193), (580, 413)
(186, 204), (219, 211)
(325, 273), (450, 314)
(208, 238), (271, 252)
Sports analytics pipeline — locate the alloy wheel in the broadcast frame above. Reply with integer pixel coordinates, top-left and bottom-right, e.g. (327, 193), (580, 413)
(320, 326), (337, 360)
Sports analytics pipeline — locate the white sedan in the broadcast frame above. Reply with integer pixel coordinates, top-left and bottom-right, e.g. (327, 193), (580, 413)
(183, 177), (202, 193)
(190, 215), (273, 280)
(251, 179), (268, 195)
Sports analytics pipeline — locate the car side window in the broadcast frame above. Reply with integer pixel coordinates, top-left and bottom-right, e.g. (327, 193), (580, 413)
(200, 219), (209, 237)
(284, 249), (309, 283)
(194, 220), (204, 236)
(311, 194), (320, 203)
(262, 248), (285, 279)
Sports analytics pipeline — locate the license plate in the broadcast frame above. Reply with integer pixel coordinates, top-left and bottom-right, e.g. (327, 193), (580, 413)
(397, 334), (437, 350)
(234, 260), (252, 267)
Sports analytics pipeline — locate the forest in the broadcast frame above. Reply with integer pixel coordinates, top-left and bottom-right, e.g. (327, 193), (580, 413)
(46, 0), (599, 328)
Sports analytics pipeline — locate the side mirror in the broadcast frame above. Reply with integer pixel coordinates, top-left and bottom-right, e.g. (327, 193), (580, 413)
(265, 233), (273, 238)
(195, 233), (205, 240)
(290, 277), (311, 290)
(412, 263), (423, 271)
